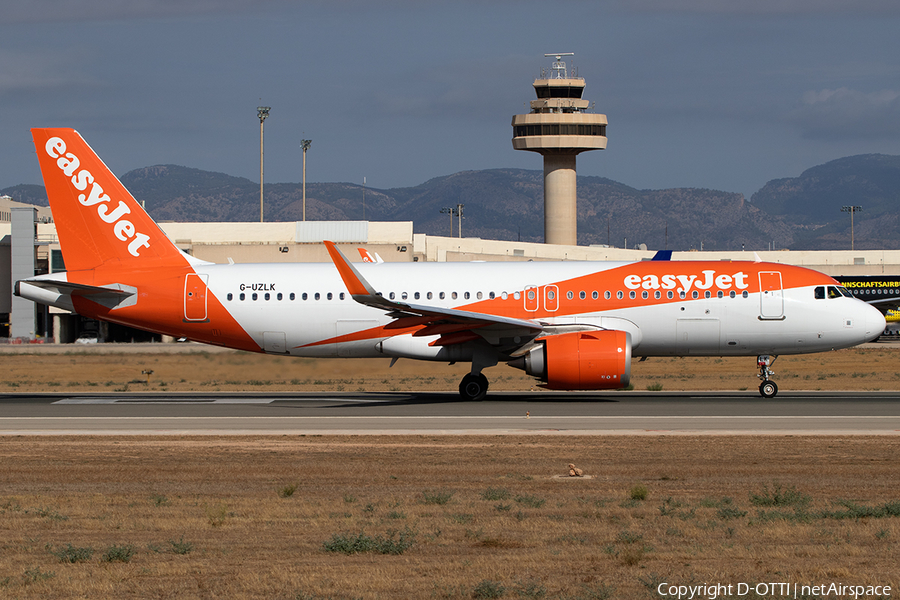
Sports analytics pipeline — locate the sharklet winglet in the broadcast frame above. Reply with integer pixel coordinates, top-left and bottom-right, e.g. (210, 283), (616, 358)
(324, 241), (377, 297)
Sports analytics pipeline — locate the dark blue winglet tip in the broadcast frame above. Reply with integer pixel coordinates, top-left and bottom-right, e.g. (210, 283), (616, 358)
(651, 250), (673, 261)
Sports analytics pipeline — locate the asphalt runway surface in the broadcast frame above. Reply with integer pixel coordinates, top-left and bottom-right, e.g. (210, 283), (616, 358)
(1, 391), (899, 435)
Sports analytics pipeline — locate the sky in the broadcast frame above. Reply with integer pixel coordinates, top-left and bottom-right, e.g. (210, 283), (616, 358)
(2, 0), (899, 199)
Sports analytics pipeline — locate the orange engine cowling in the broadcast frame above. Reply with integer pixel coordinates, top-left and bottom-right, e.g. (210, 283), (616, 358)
(510, 330), (632, 390)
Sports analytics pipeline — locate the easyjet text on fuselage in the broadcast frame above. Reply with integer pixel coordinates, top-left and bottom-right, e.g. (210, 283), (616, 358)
(623, 270), (749, 294)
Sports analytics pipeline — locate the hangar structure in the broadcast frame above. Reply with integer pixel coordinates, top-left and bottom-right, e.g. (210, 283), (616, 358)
(3, 196), (900, 344)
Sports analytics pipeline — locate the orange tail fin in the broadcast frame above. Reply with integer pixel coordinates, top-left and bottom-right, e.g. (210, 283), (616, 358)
(31, 128), (185, 271)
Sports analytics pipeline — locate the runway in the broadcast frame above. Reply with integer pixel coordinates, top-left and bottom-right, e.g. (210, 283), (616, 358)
(2, 391), (899, 435)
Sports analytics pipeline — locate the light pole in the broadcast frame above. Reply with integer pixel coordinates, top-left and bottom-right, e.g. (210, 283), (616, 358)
(456, 203), (464, 239)
(257, 106), (270, 223)
(300, 139), (311, 221)
(841, 205), (862, 250)
(440, 207), (453, 237)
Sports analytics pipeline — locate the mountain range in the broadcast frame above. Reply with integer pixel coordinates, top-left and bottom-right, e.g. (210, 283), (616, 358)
(4, 154), (899, 252)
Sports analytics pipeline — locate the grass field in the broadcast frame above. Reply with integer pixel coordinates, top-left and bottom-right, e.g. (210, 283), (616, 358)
(0, 436), (898, 599)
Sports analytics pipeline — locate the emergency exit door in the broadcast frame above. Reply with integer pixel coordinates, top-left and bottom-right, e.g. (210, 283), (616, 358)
(758, 271), (784, 320)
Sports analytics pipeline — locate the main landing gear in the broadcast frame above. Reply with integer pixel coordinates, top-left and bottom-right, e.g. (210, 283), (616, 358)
(459, 373), (489, 401)
(757, 355), (778, 398)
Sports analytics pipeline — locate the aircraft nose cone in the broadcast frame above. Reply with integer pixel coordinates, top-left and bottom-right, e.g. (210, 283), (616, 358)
(864, 303), (887, 342)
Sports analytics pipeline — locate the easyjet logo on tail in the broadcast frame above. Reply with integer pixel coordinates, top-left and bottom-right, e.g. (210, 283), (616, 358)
(45, 137), (151, 257)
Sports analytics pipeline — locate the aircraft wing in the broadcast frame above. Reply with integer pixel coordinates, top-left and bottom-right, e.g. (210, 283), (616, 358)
(325, 242), (543, 348)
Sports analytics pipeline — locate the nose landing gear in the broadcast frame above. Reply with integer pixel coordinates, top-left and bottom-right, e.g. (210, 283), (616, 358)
(757, 355), (778, 398)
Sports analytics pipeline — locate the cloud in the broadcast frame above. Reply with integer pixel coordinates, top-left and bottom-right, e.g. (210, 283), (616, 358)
(789, 87), (900, 140)
(2, 0), (294, 23)
(612, 0), (900, 15)
(0, 49), (94, 95)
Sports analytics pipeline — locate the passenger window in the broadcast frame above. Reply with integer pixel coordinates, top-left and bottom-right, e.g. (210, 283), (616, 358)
(440, 292), (446, 300)
(465, 292), (471, 300)
(252, 293), (258, 301)
(641, 291), (648, 299)
(239, 293), (245, 301)
(592, 291), (599, 300)
(340, 293), (345, 300)
(390, 292), (395, 300)
(427, 292), (433, 300)
(414, 292), (420, 300)
(452, 292), (458, 300)
(264, 292), (270, 300)
(477, 292), (483, 299)
(679, 291), (686, 299)
(667, 291), (674, 299)
(327, 292), (333, 300)
(604, 291), (611, 300)
(692, 291), (699, 299)
(227, 293), (233, 301)
(567, 291), (574, 300)
(580, 291), (586, 300)
(629, 291), (636, 299)
(401, 292), (408, 300)
(814, 286), (825, 300)
(729, 291), (735, 299)
(705, 291), (711, 299)
(314, 293), (320, 300)
(277, 293), (283, 301)
(501, 292), (508, 300)
(301, 293), (307, 301)
(488, 292), (495, 299)
(513, 292), (520, 300)
(654, 291), (661, 299)
(742, 291), (748, 298)
(616, 291), (623, 299)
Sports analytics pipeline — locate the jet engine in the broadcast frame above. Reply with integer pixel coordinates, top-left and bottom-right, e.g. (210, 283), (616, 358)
(509, 330), (631, 390)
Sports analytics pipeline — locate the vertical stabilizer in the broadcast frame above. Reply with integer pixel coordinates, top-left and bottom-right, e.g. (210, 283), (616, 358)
(31, 128), (186, 271)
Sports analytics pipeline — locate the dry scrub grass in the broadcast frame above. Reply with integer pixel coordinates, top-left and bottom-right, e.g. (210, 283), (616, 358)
(0, 344), (899, 393)
(0, 436), (898, 598)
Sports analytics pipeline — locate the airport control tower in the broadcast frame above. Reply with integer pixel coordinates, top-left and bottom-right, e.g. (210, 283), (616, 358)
(512, 53), (607, 245)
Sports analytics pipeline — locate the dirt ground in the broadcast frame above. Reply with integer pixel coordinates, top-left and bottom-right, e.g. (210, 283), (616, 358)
(1, 345), (898, 598)
(0, 436), (898, 599)
(0, 341), (898, 394)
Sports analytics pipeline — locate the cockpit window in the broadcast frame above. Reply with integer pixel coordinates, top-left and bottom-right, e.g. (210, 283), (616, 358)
(837, 286), (853, 298)
(827, 286), (842, 299)
(814, 286), (825, 300)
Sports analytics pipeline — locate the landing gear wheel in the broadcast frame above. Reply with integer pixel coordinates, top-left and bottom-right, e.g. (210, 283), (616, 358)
(459, 373), (489, 401)
(759, 380), (778, 398)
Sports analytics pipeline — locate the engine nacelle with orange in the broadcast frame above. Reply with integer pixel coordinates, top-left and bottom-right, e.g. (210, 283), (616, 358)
(509, 330), (632, 390)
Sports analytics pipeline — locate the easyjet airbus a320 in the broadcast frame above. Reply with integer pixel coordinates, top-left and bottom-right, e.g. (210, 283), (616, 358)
(16, 129), (885, 399)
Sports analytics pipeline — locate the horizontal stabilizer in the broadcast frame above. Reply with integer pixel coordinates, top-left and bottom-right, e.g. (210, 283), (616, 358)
(16, 278), (137, 310)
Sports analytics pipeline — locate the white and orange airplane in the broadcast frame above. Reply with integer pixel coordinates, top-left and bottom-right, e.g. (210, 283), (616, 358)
(16, 128), (886, 399)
